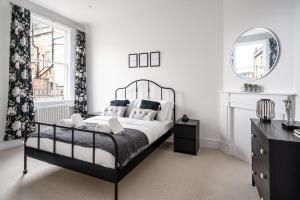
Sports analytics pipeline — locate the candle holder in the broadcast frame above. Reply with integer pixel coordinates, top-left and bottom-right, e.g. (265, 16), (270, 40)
(256, 99), (275, 123)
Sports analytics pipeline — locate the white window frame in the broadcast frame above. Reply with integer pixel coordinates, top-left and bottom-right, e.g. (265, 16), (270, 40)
(31, 13), (74, 104)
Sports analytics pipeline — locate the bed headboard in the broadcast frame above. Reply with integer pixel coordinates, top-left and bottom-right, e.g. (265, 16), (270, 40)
(115, 79), (176, 122)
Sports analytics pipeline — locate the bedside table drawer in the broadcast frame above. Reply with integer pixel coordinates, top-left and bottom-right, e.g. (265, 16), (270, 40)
(174, 126), (197, 140)
(174, 138), (198, 155)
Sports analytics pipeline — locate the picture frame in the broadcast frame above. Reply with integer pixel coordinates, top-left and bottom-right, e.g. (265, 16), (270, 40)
(128, 54), (138, 68)
(139, 53), (148, 67)
(150, 51), (160, 67)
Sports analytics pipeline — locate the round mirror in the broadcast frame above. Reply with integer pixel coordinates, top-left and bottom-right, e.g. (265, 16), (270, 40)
(231, 28), (280, 80)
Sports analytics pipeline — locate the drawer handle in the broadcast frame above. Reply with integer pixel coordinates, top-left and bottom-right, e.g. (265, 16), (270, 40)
(251, 152), (256, 157)
(260, 148), (266, 155)
(251, 134), (256, 138)
(252, 170), (256, 175)
(260, 172), (267, 179)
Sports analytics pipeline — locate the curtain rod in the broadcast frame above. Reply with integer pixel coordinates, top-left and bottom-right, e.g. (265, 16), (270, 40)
(8, 0), (85, 32)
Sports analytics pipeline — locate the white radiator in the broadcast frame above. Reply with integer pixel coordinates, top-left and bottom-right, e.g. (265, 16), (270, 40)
(35, 104), (72, 124)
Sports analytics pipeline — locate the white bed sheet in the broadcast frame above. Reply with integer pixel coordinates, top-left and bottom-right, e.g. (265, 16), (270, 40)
(26, 116), (173, 169)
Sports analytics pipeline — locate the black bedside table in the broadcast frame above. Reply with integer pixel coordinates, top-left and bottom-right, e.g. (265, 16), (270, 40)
(174, 118), (200, 155)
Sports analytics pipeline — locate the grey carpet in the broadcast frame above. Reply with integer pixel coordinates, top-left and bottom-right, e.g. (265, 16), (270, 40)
(0, 142), (259, 200)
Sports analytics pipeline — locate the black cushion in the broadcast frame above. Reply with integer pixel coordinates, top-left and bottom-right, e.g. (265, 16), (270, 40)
(140, 100), (161, 111)
(110, 100), (130, 107)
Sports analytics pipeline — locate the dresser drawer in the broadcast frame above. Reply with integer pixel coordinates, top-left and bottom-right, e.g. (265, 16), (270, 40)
(252, 139), (269, 169)
(252, 124), (269, 149)
(174, 125), (197, 140)
(254, 171), (270, 200)
(252, 124), (270, 200)
(252, 142), (269, 178)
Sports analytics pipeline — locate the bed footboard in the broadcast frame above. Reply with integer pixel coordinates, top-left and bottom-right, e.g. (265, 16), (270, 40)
(24, 121), (120, 199)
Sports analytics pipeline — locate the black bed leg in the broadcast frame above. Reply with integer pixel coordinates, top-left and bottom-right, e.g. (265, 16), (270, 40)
(252, 175), (255, 186)
(23, 152), (27, 174)
(114, 182), (118, 200)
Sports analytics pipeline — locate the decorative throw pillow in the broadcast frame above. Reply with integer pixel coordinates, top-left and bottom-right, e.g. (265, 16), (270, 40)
(129, 108), (158, 121)
(110, 99), (130, 107)
(125, 99), (140, 117)
(101, 106), (127, 117)
(139, 100), (161, 111)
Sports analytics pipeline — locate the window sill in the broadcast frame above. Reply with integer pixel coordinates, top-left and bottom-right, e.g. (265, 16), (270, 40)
(34, 99), (74, 108)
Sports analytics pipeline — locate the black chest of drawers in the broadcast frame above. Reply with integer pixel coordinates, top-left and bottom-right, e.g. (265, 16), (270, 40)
(174, 119), (200, 155)
(251, 119), (300, 200)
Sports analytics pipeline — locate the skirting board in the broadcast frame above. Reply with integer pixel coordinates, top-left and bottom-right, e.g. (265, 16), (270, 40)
(0, 140), (23, 151)
(219, 141), (233, 155)
(200, 137), (220, 149)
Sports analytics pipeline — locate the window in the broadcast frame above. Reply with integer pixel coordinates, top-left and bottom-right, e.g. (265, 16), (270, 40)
(30, 15), (71, 100)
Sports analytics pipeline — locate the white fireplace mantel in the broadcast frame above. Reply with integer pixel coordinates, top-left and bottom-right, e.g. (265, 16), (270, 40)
(218, 91), (297, 163)
(218, 91), (297, 96)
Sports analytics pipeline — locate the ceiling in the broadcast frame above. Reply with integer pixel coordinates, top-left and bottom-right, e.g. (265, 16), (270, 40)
(28, 0), (103, 24)
(28, 0), (168, 25)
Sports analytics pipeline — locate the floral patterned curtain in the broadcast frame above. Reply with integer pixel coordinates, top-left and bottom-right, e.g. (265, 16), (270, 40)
(74, 30), (88, 117)
(4, 4), (34, 140)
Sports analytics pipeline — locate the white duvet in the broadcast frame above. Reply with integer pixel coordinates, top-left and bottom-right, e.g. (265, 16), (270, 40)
(26, 116), (173, 169)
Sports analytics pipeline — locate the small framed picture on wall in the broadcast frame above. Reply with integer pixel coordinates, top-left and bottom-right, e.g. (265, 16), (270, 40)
(150, 51), (160, 67)
(139, 53), (148, 67)
(128, 54), (138, 68)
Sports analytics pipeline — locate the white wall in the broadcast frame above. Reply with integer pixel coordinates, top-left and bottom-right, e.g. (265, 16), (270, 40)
(294, 1), (300, 121)
(87, 0), (223, 146)
(223, 0), (296, 93)
(0, 0), (10, 143)
(221, 0), (300, 162)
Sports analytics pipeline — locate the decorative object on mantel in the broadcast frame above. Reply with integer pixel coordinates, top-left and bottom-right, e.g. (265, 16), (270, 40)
(256, 99), (275, 123)
(241, 83), (262, 93)
(181, 114), (190, 122)
(282, 96), (300, 131)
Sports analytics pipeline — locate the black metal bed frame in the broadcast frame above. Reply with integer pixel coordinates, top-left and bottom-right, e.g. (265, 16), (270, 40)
(24, 79), (176, 200)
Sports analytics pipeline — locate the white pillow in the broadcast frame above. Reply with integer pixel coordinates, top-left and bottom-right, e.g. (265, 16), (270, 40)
(101, 106), (127, 117)
(165, 103), (174, 121)
(156, 101), (174, 121)
(129, 108), (158, 121)
(125, 99), (141, 117)
(142, 99), (174, 121)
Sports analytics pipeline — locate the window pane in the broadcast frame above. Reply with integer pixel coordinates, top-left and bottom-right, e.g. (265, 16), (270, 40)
(53, 29), (65, 63)
(31, 20), (53, 63)
(31, 20), (66, 63)
(32, 62), (66, 99)
(30, 16), (68, 100)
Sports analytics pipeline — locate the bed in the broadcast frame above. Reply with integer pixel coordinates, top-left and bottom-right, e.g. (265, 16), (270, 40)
(23, 79), (176, 200)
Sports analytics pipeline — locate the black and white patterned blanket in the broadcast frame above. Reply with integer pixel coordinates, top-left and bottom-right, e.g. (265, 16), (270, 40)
(29, 123), (149, 167)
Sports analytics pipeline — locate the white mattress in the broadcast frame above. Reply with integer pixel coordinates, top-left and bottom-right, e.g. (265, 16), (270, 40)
(26, 116), (173, 169)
